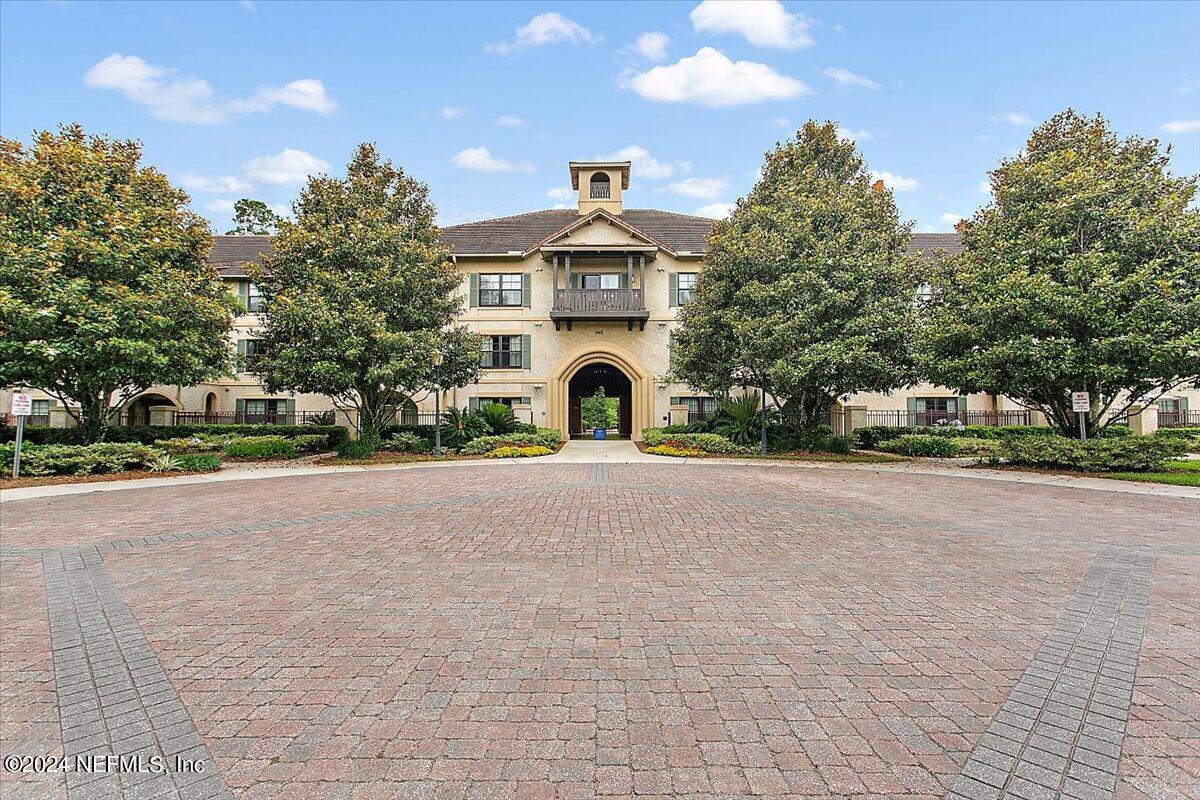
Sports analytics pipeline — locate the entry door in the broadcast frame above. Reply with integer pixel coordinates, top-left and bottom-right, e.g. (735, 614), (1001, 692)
(569, 396), (582, 435)
(618, 397), (632, 436)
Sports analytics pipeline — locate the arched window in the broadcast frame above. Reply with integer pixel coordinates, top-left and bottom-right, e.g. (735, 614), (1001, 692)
(589, 172), (611, 199)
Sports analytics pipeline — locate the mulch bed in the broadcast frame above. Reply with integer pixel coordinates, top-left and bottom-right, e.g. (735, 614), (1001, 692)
(1, 470), (187, 490)
(633, 441), (907, 463)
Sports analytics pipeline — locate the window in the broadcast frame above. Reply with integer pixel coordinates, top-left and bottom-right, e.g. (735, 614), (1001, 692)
(581, 274), (620, 290)
(915, 397), (959, 413)
(480, 335), (523, 369)
(244, 399), (286, 421)
(589, 172), (611, 199)
(478, 397), (515, 408)
(1158, 398), (1180, 412)
(915, 283), (933, 303)
(238, 339), (264, 372)
(677, 273), (697, 304)
(31, 399), (50, 415)
(680, 396), (719, 416)
(246, 283), (264, 312)
(479, 274), (523, 306)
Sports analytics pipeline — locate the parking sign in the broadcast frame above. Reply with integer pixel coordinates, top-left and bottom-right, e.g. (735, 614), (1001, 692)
(9, 393), (32, 416)
(1071, 392), (1090, 412)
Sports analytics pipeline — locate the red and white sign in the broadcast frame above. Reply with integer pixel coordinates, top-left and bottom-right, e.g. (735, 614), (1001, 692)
(9, 393), (33, 416)
(1071, 392), (1090, 413)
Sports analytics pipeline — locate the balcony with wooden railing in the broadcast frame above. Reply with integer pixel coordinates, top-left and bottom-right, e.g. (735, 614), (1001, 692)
(548, 253), (651, 330)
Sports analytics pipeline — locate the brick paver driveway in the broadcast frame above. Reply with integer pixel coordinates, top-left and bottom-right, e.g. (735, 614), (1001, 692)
(2, 463), (1197, 800)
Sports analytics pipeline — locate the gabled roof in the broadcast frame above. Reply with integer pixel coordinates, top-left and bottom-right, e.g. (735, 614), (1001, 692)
(206, 227), (963, 273)
(440, 209), (714, 256)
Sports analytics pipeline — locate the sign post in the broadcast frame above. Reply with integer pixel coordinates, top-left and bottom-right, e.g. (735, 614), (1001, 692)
(1071, 391), (1090, 442)
(9, 393), (32, 479)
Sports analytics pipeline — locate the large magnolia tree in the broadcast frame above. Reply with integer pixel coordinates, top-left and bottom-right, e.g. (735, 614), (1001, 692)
(920, 110), (1200, 437)
(248, 143), (480, 446)
(0, 124), (235, 441)
(226, 199), (282, 235)
(672, 121), (920, 432)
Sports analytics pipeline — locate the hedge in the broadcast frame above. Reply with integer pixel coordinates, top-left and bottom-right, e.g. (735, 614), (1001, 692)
(0, 442), (163, 477)
(0, 424), (348, 449)
(1000, 436), (1188, 472)
(460, 429), (562, 455)
(853, 424), (1059, 449)
(222, 436), (298, 459)
(483, 445), (554, 458)
(641, 429), (753, 453)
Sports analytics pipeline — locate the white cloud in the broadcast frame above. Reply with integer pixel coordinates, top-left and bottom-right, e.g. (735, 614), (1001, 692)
(203, 198), (237, 215)
(632, 31), (669, 62)
(689, 0), (813, 49)
(179, 173), (254, 194)
(621, 47), (810, 108)
(990, 111), (1032, 126)
(1176, 79), (1199, 94)
(870, 170), (920, 192)
(694, 202), (734, 219)
(84, 53), (336, 124)
(978, 180), (991, 194)
(1161, 119), (1200, 134)
(243, 148), (329, 186)
(546, 187), (574, 199)
(487, 12), (600, 55)
(599, 145), (689, 180)
(666, 176), (729, 199)
(451, 146), (534, 173)
(821, 67), (879, 90)
(772, 117), (792, 130)
(228, 78), (337, 116)
(940, 213), (963, 227)
(836, 126), (875, 142)
(496, 115), (526, 127)
(440, 106), (466, 119)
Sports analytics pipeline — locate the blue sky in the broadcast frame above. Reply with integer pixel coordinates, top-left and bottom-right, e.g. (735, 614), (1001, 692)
(2, 0), (1198, 233)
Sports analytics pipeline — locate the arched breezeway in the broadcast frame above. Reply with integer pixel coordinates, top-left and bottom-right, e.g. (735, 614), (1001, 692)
(546, 343), (654, 441)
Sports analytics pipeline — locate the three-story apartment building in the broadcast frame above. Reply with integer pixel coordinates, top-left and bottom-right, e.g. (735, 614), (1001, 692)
(6, 158), (1194, 436)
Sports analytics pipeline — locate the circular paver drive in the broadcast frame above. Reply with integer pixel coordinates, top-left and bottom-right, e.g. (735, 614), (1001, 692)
(2, 463), (1197, 800)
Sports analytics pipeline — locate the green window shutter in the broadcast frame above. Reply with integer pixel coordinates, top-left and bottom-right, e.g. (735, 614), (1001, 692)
(522, 273), (532, 307)
(907, 397), (918, 412)
(237, 281), (248, 311)
(284, 399), (295, 416)
(235, 398), (245, 419)
(669, 272), (679, 307)
(669, 396), (680, 406)
(668, 330), (675, 371)
(618, 272), (629, 289)
(1180, 397), (1190, 411)
(521, 334), (532, 370)
(571, 273), (582, 289)
(468, 397), (479, 411)
(519, 396), (531, 405)
(469, 273), (479, 308)
(236, 339), (247, 371)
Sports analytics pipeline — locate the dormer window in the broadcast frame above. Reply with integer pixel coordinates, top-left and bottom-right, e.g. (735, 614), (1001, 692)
(589, 172), (611, 199)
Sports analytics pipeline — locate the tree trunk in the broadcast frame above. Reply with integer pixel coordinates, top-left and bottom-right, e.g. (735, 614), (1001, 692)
(76, 392), (113, 444)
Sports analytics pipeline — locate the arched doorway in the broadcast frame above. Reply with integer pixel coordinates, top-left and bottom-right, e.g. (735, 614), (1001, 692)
(203, 391), (218, 421)
(547, 344), (654, 441)
(569, 363), (632, 437)
(123, 392), (178, 426)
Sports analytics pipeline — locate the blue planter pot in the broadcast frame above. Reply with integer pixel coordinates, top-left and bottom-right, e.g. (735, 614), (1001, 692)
(593, 428), (607, 440)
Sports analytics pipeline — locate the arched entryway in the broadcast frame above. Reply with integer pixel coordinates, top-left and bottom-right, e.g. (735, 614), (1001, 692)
(569, 363), (632, 437)
(122, 392), (179, 426)
(547, 344), (654, 441)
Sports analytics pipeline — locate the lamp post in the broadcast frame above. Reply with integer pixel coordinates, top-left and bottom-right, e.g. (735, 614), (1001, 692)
(431, 350), (443, 457)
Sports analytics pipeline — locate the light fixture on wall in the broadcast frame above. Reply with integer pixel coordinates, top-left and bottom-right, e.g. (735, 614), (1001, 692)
(657, 321), (667, 327)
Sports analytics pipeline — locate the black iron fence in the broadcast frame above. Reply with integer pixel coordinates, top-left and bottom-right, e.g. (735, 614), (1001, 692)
(864, 410), (1033, 428)
(1159, 410), (1200, 427)
(171, 411), (338, 426)
(2, 413), (51, 427)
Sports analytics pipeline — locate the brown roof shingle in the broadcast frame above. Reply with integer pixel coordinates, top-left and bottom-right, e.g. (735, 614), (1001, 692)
(210, 235), (271, 277)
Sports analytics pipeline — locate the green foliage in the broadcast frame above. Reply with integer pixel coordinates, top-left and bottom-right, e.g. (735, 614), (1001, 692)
(306, 410), (338, 426)
(645, 444), (704, 458)
(712, 393), (771, 446)
(0, 442), (162, 476)
(174, 453), (221, 472)
(483, 445), (553, 458)
(225, 199), (282, 235)
(149, 453), (183, 472)
(335, 439), (378, 459)
(459, 429), (562, 455)
(1155, 427), (1200, 451)
(379, 431), (431, 452)
(2, 423), (348, 449)
(0, 125), (237, 442)
(767, 423), (855, 453)
(1000, 435), (1188, 472)
(478, 402), (519, 435)
(877, 435), (961, 457)
(672, 121), (920, 431)
(580, 387), (618, 431)
(853, 424), (1060, 449)
(641, 429), (753, 453)
(920, 110), (1200, 437)
(439, 406), (489, 448)
(222, 436), (297, 459)
(247, 143), (481, 442)
(156, 434), (230, 454)
(290, 434), (329, 453)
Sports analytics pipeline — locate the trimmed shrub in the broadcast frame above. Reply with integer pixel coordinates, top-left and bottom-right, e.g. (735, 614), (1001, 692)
(0, 424), (348, 449)
(335, 439), (377, 459)
(641, 429), (751, 453)
(645, 444), (704, 457)
(222, 436), (297, 459)
(1155, 427), (1200, 451)
(174, 454), (221, 472)
(460, 429), (561, 455)
(660, 423), (692, 434)
(0, 442), (162, 476)
(380, 431), (432, 453)
(291, 434), (330, 453)
(483, 445), (553, 458)
(877, 435), (960, 457)
(1000, 436), (1188, 472)
(156, 434), (230, 454)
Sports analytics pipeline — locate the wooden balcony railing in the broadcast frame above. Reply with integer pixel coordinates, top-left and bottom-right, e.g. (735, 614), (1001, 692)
(552, 288), (644, 313)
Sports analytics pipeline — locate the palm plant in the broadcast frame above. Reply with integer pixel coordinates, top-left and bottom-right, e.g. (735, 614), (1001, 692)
(712, 392), (774, 446)
(478, 402), (518, 435)
(439, 406), (488, 448)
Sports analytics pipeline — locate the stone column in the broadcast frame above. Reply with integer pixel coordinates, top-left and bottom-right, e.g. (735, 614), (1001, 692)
(1126, 403), (1159, 436)
(843, 405), (868, 433)
(147, 405), (176, 427)
(668, 403), (690, 427)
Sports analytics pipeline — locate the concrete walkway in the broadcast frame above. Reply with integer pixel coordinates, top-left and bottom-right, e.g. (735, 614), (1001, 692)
(543, 439), (672, 463)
